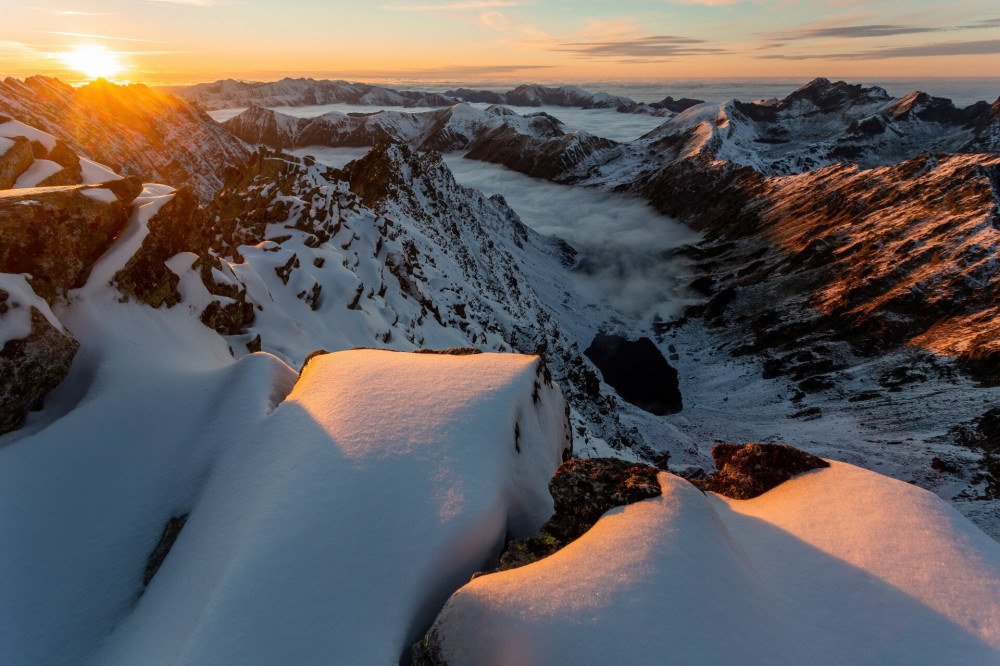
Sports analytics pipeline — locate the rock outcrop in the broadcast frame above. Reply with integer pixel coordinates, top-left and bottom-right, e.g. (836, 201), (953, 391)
(0, 178), (142, 303)
(693, 443), (830, 499)
(496, 458), (662, 571)
(0, 278), (78, 434)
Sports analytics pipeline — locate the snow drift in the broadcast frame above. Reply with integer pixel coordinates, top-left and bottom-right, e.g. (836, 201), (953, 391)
(423, 462), (1000, 664)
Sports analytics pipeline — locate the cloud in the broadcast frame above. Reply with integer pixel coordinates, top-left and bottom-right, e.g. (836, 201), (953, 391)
(440, 154), (701, 320)
(142, 0), (232, 6)
(382, 0), (523, 10)
(19, 6), (113, 16)
(481, 10), (508, 30)
(759, 38), (1000, 60)
(769, 24), (943, 41)
(34, 30), (178, 44)
(666, 0), (743, 5)
(554, 35), (725, 59)
(577, 18), (644, 42)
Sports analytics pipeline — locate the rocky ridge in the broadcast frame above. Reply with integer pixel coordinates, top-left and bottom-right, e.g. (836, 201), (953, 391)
(0, 76), (250, 199)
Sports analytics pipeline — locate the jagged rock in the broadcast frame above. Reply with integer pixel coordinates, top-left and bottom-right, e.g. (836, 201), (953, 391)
(412, 347), (482, 355)
(0, 178), (141, 303)
(584, 334), (682, 415)
(113, 186), (209, 307)
(693, 443), (829, 500)
(497, 458), (661, 572)
(0, 285), (78, 434)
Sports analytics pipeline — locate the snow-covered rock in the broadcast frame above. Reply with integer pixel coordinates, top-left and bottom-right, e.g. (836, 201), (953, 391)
(447, 84), (646, 113)
(222, 102), (564, 152)
(422, 461), (1000, 664)
(639, 78), (1000, 175)
(0, 273), (77, 433)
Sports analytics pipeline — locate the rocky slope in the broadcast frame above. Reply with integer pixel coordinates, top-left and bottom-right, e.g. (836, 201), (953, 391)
(0, 76), (250, 199)
(173, 77), (458, 111)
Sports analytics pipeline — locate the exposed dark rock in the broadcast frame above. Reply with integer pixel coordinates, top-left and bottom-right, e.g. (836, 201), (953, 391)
(142, 514), (189, 587)
(113, 186), (208, 308)
(0, 303), (78, 434)
(0, 179), (141, 303)
(0, 135), (35, 189)
(412, 347), (482, 355)
(650, 96), (704, 113)
(953, 408), (1000, 498)
(693, 443), (829, 499)
(584, 334), (681, 415)
(497, 458), (661, 572)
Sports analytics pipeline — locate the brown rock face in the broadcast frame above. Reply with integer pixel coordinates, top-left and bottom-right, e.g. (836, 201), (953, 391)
(0, 178), (142, 303)
(0, 135), (34, 189)
(497, 458), (662, 572)
(0, 304), (78, 434)
(113, 187), (208, 308)
(694, 443), (830, 499)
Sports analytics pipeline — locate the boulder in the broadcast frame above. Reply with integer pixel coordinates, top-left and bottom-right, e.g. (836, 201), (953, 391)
(497, 458), (662, 571)
(0, 135), (34, 189)
(0, 281), (78, 434)
(694, 443), (829, 499)
(0, 179), (142, 303)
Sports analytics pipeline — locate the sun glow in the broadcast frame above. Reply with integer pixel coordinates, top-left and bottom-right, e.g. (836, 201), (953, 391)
(60, 45), (123, 81)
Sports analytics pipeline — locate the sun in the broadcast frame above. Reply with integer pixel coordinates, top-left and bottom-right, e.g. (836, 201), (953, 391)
(60, 45), (123, 80)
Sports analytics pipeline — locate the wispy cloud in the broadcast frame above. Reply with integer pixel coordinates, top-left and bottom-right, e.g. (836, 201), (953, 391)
(142, 0), (233, 6)
(382, 0), (523, 11)
(770, 24), (942, 41)
(759, 38), (1000, 60)
(33, 30), (180, 44)
(554, 35), (725, 59)
(20, 6), (113, 16)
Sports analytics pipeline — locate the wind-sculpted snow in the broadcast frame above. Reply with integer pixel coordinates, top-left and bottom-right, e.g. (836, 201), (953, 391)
(422, 464), (1000, 664)
(222, 102), (564, 151)
(0, 77), (250, 199)
(0, 325), (569, 664)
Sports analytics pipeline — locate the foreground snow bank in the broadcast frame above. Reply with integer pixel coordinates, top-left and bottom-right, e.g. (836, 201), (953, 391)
(425, 462), (1000, 664)
(0, 346), (569, 665)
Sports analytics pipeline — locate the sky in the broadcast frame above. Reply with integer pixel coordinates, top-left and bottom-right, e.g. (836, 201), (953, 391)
(1, 0), (999, 86)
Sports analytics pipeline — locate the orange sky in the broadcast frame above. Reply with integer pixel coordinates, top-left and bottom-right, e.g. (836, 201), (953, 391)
(1, 1), (999, 86)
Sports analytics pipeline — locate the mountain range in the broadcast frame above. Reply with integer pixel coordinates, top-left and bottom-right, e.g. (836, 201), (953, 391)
(2, 75), (999, 664)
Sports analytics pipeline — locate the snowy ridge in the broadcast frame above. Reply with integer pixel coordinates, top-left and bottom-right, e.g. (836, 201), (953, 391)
(172, 77), (458, 111)
(425, 464), (1000, 663)
(222, 102), (564, 151)
(640, 78), (1000, 175)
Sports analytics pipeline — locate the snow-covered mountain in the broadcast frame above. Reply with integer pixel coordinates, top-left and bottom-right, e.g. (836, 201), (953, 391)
(0, 76), (250, 199)
(639, 77), (1000, 175)
(4, 83), (1000, 664)
(221, 102), (564, 151)
(172, 77), (458, 111)
(445, 83), (680, 114)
